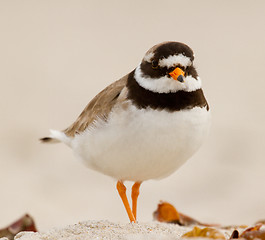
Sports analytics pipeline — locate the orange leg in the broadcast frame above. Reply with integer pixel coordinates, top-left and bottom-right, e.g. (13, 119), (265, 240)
(116, 181), (136, 223)
(131, 181), (142, 220)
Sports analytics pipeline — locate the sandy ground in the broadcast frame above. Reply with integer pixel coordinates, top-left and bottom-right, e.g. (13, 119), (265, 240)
(0, 0), (265, 232)
(11, 221), (234, 240)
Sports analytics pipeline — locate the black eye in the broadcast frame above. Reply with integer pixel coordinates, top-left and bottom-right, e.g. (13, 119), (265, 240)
(151, 60), (159, 69)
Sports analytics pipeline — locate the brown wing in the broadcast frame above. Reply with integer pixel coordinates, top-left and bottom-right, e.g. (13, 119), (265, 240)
(64, 74), (128, 137)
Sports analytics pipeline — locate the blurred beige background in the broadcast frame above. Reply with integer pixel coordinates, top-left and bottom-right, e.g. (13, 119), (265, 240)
(0, 0), (265, 231)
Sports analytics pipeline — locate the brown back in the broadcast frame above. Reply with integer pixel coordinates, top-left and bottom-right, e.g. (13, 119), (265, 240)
(64, 75), (128, 137)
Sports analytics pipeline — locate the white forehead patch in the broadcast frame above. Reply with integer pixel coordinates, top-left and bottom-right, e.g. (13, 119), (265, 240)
(134, 65), (201, 93)
(143, 52), (154, 62)
(159, 54), (192, 68)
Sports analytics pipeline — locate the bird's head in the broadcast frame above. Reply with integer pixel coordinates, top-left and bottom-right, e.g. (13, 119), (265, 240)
(134, 41), (201, 93)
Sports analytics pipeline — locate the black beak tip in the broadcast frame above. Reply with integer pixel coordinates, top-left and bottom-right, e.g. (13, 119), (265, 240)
(177, 75), (184, 82)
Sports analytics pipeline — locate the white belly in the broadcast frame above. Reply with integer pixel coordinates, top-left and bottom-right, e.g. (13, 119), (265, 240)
(72, 105), (210, 182)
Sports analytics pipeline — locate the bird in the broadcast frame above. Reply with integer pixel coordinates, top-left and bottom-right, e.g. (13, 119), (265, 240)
(41, 41), (210, 223)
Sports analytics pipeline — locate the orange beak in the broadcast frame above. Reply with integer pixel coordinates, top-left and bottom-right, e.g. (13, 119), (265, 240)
(169, 67), (185, 82)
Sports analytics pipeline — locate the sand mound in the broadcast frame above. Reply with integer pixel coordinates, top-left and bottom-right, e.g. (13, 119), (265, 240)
(13, 220), (195, 240)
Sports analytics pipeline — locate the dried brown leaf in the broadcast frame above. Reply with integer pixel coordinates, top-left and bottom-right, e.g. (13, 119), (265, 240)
(153, 201), (218, 227)
(0, 214), (37, 240)
(239, 224), (265, 240)
(240, 230), (265, 240)
(182, 226), (226, 239)
(240, 224), (262, 236)
(153, 201), (180, 223)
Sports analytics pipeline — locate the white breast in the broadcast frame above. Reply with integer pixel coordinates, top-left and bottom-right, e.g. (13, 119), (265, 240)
(72, 104), (210, 182)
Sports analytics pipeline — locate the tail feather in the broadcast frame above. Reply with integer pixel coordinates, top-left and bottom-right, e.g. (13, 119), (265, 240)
(40, 130), (72, 147)
(40, 137), (60, 143)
